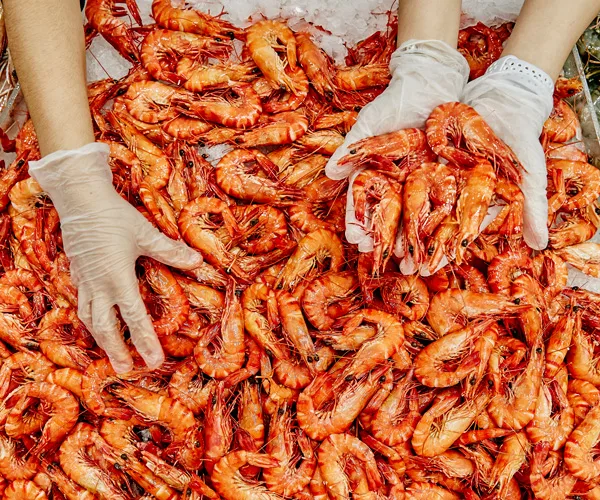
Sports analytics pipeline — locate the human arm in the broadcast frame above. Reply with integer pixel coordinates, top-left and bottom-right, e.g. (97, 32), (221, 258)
(4, 0), (203, 373)
(463, 0), (600, 250)
(4, 0), (94, 155)
(325, 0), (467, 253)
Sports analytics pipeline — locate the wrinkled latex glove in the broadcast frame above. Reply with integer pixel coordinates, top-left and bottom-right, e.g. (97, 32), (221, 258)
(28, 143), (203, 373)
(462, 55), (555, 250)
(326, 39), (470, 253)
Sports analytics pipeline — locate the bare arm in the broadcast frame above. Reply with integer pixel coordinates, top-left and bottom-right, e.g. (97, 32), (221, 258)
(504, 0), (600, 80)
(4, 0), (95, 156)
(397, 0), (462, 47)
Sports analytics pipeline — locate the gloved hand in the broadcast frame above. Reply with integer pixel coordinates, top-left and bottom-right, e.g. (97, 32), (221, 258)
(28, 143), (203, 373)
(462, 55), (555, 250)
(325, 39), (470, 253)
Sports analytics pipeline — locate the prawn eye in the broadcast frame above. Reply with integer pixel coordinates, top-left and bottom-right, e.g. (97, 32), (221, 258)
(280, 84), (287, 91)
(234, 137), (243, 144)
(187, 161), (194, 167)
(507, 381), (513, 389)
(513, 298), (521, 305)
(195, 440), (202, 448)
(427, 247), (434, 256)
(120, 454), (128, 460)
(212, 395), (217, 405)
(536, 347), (543, 354)
(226, 31), (235, 39)
(354, 106), (361, 112)
(265, 349), (273, 357)
(461, 239), (469, 247)
(408, 245), (414, 255)
(349, 149), (357, 155)
(278, 408), (284, 415)
(198, 141), (206, 147)
(572, 286), (580, 291)
(383, 249), (389, 258)
(378, 375), (387, 383)
(215, 37), (223, 42)
(307, 355), (313, 363)
(116, 87), (127, 96)
(487, 379), (493, 388)
(595, 207), (600, 215)
(250, 218), (259, 226)
(179, 149), (185, 156)
(251, 67), (261, 74)
(324, 90), (334, 101)
(469, 377), (476, 385)
(16, 160), (24, 167)
(313, 354), (319, 361)
(565, 304), (571, 310)
(345, 375), (353, 382)
(573, 305), (581, 312)
(114, 463), (122, 471)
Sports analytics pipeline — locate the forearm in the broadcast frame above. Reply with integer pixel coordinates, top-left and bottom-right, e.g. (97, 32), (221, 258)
(397, 0), (462, 47)
(503, 0), (600, 80)
(4, 0), (95, 156)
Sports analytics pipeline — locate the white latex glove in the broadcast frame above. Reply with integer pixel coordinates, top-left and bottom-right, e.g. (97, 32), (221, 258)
(28, 143), (203, 373)
(462, 55), (555, 250)
(326, 40), (470, 253)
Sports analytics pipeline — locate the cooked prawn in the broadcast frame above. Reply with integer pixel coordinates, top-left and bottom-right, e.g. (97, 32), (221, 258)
(547, 159), (600, 212)
(543, 99), (579, 143)
(426, 102), (523, 183)
(152, 0), (243, 38)
(234, 111), (309, 146)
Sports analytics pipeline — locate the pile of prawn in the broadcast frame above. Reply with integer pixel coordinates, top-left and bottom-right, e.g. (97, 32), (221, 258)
(0, 0), (598, 498)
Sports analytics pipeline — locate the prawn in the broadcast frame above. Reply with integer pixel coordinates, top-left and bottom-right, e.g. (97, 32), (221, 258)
(139, 257), (190, 336)
(194, 280), (245, 379)
(380, 273), (430, 321)
(210, 451), (282, 499)
(112, 384), (204, 470)
(297, 364), (389, 441)
(339, 128), (435, 178)
(301, 271), (360, 331)
(263, 405), (317, 496)
(178, 196), (249, 280)
(317, 433), (382, 500)
(545, 302), (580, 378)
(214, 149), (300, 204)
(277, 229), (344, 290)
(297, 129), (345, 155)
(234, 111), (309, 146)
(487, 334), (545, 430)
(296, 32), (336, 98)
(352, 169), (402, 274)
(138, 181), (180, 239)
(177, 56), (258, 92)
(547, 159), (600, 212)
(411, 387), (490, 457)
(3, 480), (47, 500)
(529, 441), (577, 500)
(203, 382), (233, 475)
(151, 0), (243, 38)
(527, 380), (575, 451)
(402, 162), (457, 266)
(426, 102), (523, 183)
(413, 320), (493, 388)
(487, 248), (534, 295)
(246, 20), (298, 93)
(140, 28), (231, 84)
(426, 288), (528, 336)
(489, 431), (529, 498)
(176, 83), (262, 129)
(59, 422), (129, 500)
(543, 99), (579, 143)
(454, 160), (497, 264)
(564, 402), (600, 481)
(85, 0), (141, 63)
(338, 309), (404, 380)
(107, 112), (171, 189)
(555, 242), (600, 278)
(5, 382), (78, 456)
(370, 372), (421, 447)
(335, 63), (390, 91)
